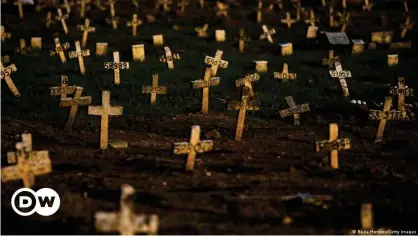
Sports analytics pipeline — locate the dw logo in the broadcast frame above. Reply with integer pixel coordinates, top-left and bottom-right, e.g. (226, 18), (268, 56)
(11, 188), (60, 216)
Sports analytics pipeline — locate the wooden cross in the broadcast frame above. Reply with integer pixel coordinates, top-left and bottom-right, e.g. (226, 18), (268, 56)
(274, 63), (297, 81)
(56, 8), (69, 35)
(14, 0), (24, 19)
(142, 74), (167, 104)
(388, 77), (414, 112)
(235, 73), (259, 98)
(337, 12), (350, 32)
(369, 97), (407, 143)
(106, 0), (119, 29)
(77, 18), (96, 48)
(329, 6), (336, 27)
(304, 9), (317, 26)
(1, 26), (12, 42)
(60, 87), (92, 130)
(256, 0), (263, 23)
(371, 31), (393, 44)
(50, 37), (70, 63)
(362, 0), (373, 11)
(16, 38), (28, 55)
(1, 62), (20, 97)
(329, 62), (352, 97)
(228, 86), (260, 141)
(127, 14), (142, 36)
(61, 0), (73, 14)
(400, 16), (413, 39)
(173, 125), (213, 171)
(279, 96), (310, 126)
(45, 12), (53, 28)
(104, 51), (129, 85)
(155, 0), (172, 12)
(2, 134), (51, 188)
(238, 28), (249, 52)
(88, 90), (123, 150)
(95, 184), (159, 235)
(259, 25), (275, 44)
(7, 133), (32, 164)
(315, 123), (351, 169)
(322, 50), (339, 68)
(78, 0), (88, 18)
(49, 75), (76, 99)
(192, 68), (220, 113)
(216, 1), (229, 18)
(281, 12), (296, 28)
(195, 24), (209, 38)
(1, 55), (10, 64)
(177, 0), (189, 14)
(69, 41), (90, 75)
(292, 0), (305, 21)
(342, 0), (347, 9)
(204, 50), (228, 76)
(159, 47), (180, 70)
(404, 0), (409, 13)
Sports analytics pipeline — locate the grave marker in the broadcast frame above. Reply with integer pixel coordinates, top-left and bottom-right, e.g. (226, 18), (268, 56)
(329, 62), (352, 97)
(238, 28), (249, 52)
(325, 31), (350, 45)
(78, 18), (96, 48)
(280, 42), (293, 55)
(155, 0), (172, 12)
(173, 125), (213, 171)
(159, 46), (180, 69)
(389, 41), (411, 49)
(1, 55), (10, 64)
(127, 14), (142, 36)
(95, 185), (159, 235)
(260, 25), (275, 44)
(56, 8), (69, 34)
(61, 0), (72, 14)
(306, 24), (318, 39)
(256, 0), (263, 23)
(235, 73), (260, 88)
(14, 0), (24, 18)
(254, 60), (268, 73)
(404, 0), (408, 13)
(7, 133), (32, 164)
(281, 12), (296, 28)
(274, 63), (296, 81)
(387, 54), (398, 67)
(142, 74), (167, 104)
(177, 0), (188, 14)
(329, 6), (336, 27)
(192, 68), (220, 113)
(88, 90), (123, 150)
(362, 0), (373, 11)
(352, 39), (365, 54)
(389, 77), (414, 112)
(96, 42), (108, 56)
(79, 0), (87, 18)
(204, 50), (228, 75)
(30, 37), (42, 49)
(195, 24), (209, 38)
(216, 1), (229, 18)
(45, 12), (53, 28)
(153, 34), (164, 45)
(304, 9), (317, 26)
(69, 41), (90, 75)
(335, 12), (350, 32)
(215, 29), (226, 42)
(1, 62), (20, 97)
(315, 123), (351, 169)
(371, 31), (393, 44)
(279, 96), (310, 126)
(1, 26), (12, 42)
(60, 87), (92, 130)
(400, 16), (413, 39)
(49, 75), (76, 99)
(50, 38), (70, 63)
(132, 44), (145, 61)
(105, 51), (130, 85)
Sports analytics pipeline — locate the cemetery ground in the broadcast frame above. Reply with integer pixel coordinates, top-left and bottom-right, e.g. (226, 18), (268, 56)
(1, 0), (418, 234)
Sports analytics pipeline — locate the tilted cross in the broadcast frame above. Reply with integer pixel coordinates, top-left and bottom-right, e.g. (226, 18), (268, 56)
(274, 63), (297, 81)
(1, 55), (10, 64)
(60, 86), (92, 130)
(50, 37), (70, 63)
(279, 96), (310, 126)
(388, 77), (414, 112)
(104, 51), (130, 85)
(369, 97), (407, 143)
(259, 25), (275, 44)
(126, 14), (142, 36)
(88, 90), (123, 150)
(322, 50), (339, 68)
(281, 12), (296, 28)
(77, 18), (96, 48)
(173, 125), (214, 171)
(56, 8), (69, 34)
(1, 62), (20, 97)
(1, 26), (12, 42)
(336, 12), (350, 32)
(95, 184), (159, 235)
(192, 68), (221, 113)
(14, 0), (24, 18)
(2, 133), (51, 188)
(362, 0), (373, 11)
(235, 73), (259, 98)
(69, 41), (90, 75)
(315, 123), (351, 169)
(159, 47), (180, 69)
(400, 16), (413, 39)
(195, 24), (209, 38)
(49, 75), (76, 99)
(142, 74), (167, 104)
(204, 50), (228, 76)
(216, 1), (229, 18)
(329, 62), (352, 97)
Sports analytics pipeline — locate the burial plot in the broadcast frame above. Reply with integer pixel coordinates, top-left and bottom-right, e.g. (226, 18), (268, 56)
(69, 41), (90, 75)
(49, 75), (76, 99)
(95, 184), (159, 235)
(195, 24), (209, 38)
(274, 63), (296, 81)
(50, 37), (70, 63)
(1, 62), (20, 97)
(88, 90), (123, 150)
(259, 25), (275, 44)
(142, 74), (167, 104)
(127, 14), (142, 36)
(60, 87), (92, 130)
(77, 18), (95, 48)
(279, 96), (310, 126)
(192, 68), (220, 113)
(173, 125), (214, 171)
(159, 47), (180, 69)
(315, 123), (351, 169)
(104, 51), (130, 85)
(56, 8), (69, 34)
(31, 37), (42, 50)
(329, 62), (352, 97)
(388, 77), (414, 112)
(132, 44), (145, 61)
(204, 50), (228, 75)
(1, 26), (12, 42)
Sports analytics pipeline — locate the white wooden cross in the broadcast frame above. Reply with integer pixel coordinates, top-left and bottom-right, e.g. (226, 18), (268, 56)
(14, 0), (24, 18)
(2, 133), (51, 188)
(173, 125), (214, 171)
(142, 74), (167, 104)
(195, 24), (209, 38)
(279, 96), (310, 126)
(69, 41), (90, 75)
(56, 8), (69, 34)
(60, 87), (92, 130)
(88, 90), (123, 150)
(204, 50), (228, 76)
(1, 26), (12, 42)
(95, 184), (159, 235)
(1, 62), (20, 97)
(192, 68), (220, 113)
(50, 37), (71, 63)
(77, 18), (96, 48)
(274, 63), (297, 81)
(281, 12), (296, 28)
(104, 51), (130, 85)
(259, 25), (275, 44)
(400, 16), (413, 39)
(159, 47), (180, 69)
(329, 62), (352, 97)
(127, 14), (142, 36)
(388, 77), (414, 112)
(49, 75), (76, 99)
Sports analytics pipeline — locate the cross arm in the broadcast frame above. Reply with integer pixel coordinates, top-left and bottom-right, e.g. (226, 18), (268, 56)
(30, 151), (52, 175)
(69, 49), (90, 58)
(49, 85), (76, 96)
(1, 165), (21, 182)
(204, 56), (228, 68)
(1, 64), (17, 79)
(316, 138), (351, 152)
(95, 212), (119, 232)
(104, 62), (130, 70)
(192, 77), (220, 89)
(134, 214), (159, 234)
(142, 86), (167, 94)
(60, 96), (92, 107)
